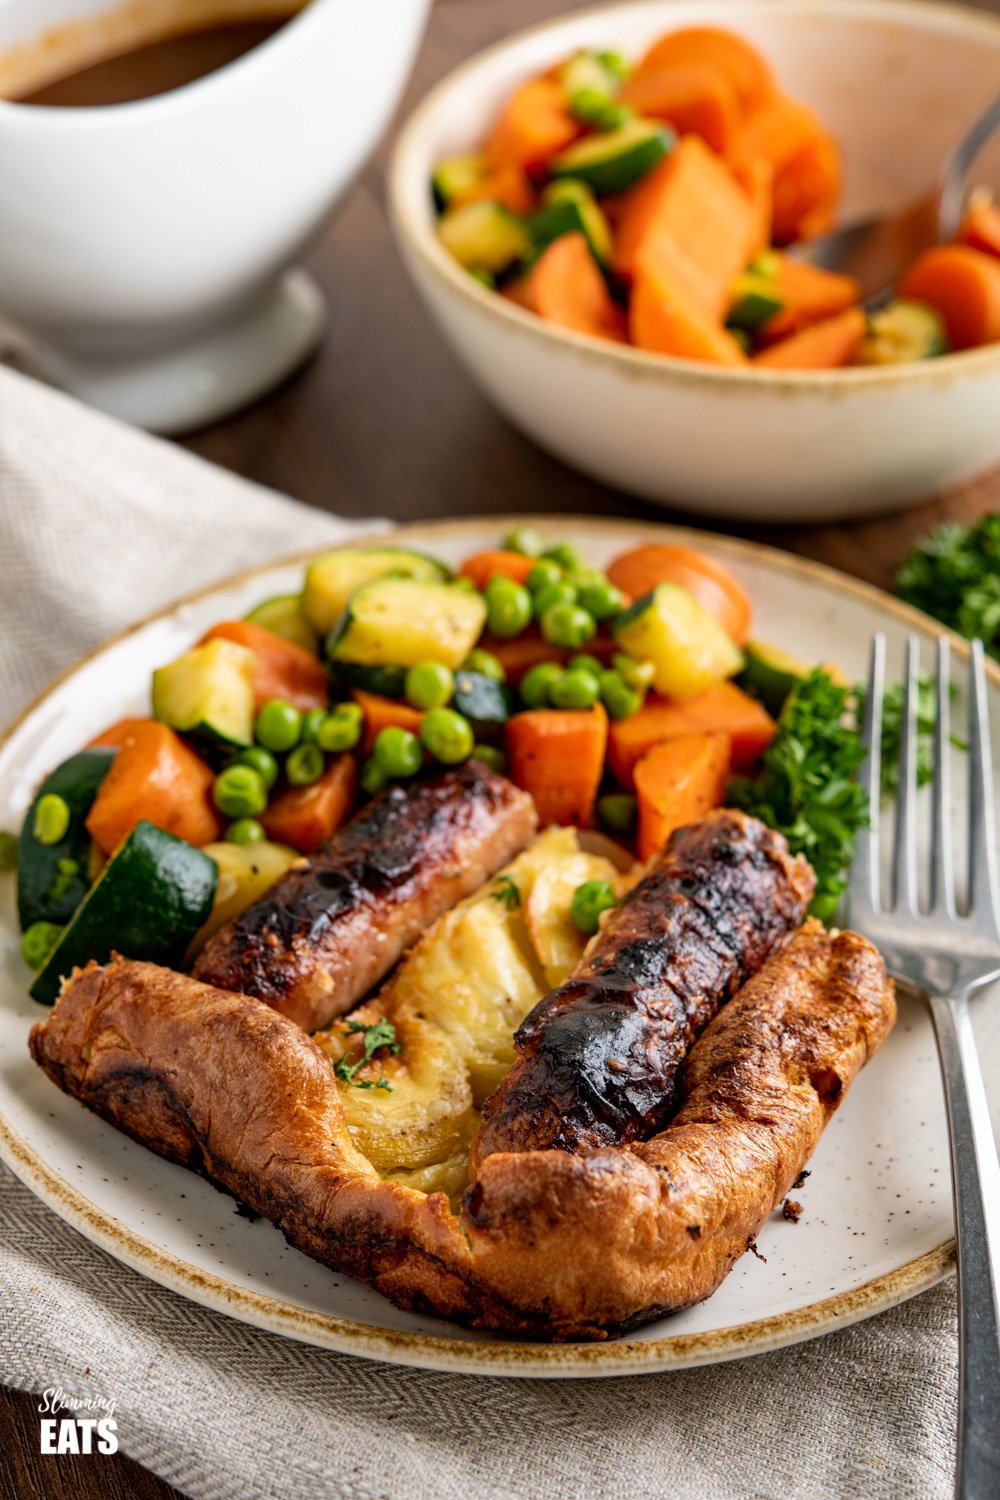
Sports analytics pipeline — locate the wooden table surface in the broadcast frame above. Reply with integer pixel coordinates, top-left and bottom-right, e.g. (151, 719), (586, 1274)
(4, 0), (998, 1496)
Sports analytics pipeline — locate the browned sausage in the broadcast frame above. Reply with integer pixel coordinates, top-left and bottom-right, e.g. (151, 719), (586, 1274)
(474, 809), (815, 1162)
(194, 761), (536, 1031)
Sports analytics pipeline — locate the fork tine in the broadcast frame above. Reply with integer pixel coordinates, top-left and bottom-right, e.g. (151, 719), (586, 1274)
(850, 632), (886, 921)
(891, 636), (921, 916)
(967, 639), (1000, 935)
(929, 638), (955, 916)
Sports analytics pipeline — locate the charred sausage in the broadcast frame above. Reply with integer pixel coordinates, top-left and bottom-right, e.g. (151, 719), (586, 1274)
(194, 761), (536, 1031)
(474, 809), (815, 1161)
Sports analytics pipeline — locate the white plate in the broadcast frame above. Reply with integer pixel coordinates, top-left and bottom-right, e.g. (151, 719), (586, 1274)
(1, 516), (997, 1378)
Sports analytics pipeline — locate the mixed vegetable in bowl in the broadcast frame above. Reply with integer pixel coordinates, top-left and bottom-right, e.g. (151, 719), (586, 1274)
(5, 520), (979, 1009)
(430, 24), (1000, 369)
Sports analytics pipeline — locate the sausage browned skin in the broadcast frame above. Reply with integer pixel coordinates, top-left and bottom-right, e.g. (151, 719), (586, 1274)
(474, 809), (815, 1162)
(28, 924), (894, 1339)
(194, 762), (536, 1032)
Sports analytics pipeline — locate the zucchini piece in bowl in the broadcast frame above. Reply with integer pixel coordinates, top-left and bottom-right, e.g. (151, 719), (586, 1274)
(438, 200), (531, 274)
(432, 153), (485, 212)
(330, 578), (487, 671)
(856, 299), (949, 365)
(529, 180), (613, 266)
(152, 638), (256, 749)
(549, 118), (673, 196)
(613, 584), (743, 700)
(17, 748), (115, 930)
(29, 820), (217, 1005)
(303, 547), (449, 637)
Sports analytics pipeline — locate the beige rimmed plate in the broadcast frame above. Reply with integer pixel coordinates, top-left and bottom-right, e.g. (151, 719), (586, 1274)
(1, 516), (997, 1378)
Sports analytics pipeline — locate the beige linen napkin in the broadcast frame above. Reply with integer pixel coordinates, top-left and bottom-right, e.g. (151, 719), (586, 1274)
(0, 366), (958, 1500)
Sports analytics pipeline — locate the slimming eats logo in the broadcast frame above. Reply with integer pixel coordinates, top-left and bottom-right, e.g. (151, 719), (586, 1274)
(37, 1387), (118, 1454)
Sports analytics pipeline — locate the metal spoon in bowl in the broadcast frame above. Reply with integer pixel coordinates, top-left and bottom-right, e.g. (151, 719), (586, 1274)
(790, 90), (1000, 303)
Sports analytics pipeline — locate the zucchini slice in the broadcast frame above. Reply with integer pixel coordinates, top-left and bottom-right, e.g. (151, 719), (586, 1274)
(17, 748), (115, 931)
(857, 299), (949, 365)
(30, 820), (218, 1005)
(549, 118), (672, 195)
(529, 181), (613, 265)
(152, 638), (256, 749)
(726, 274), (785, 333)
(330, 661), (408, 699)
(303, 547), (449, 637)
(192, 839), (299, 949)
(438, 201), (531, 273)
(613, 583), (743, 701)
(559, 51), (623, 102)
(452, 670), (514, 744)
(432, 153), (485, 212)
(244, 594), (319, 655)
(740, 640), (847, 715)
(329, 578), (487, 672)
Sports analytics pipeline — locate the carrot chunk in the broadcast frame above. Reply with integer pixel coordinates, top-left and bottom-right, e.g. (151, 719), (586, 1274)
(957, 198), (1000, 260)
(752, 307), (866, 369)
(634, 732), (731, 861)
(634, 27), (775, 112)
(505, 702), (608, 827)
(459, 550), (537, 591)
(622, 64), (740, 154)
(630, 256), (748, 365)
(757, 255), (861, 343)
(352, 690), (424, 756)
(453, 162), (536, 217)
(899, 245), (1000, 351)
(607, 682), (775, 789)
(261, 755), (357, 854)
(770, 132), (841, 245)
(86, 717), (221, 854)
(523, 233), (628, 342)
(732, 156), (773, 257)
(201, 620), (328, 713)
(485, 77), (580, 175)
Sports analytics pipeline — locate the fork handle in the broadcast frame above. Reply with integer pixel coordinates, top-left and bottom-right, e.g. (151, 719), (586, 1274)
(928, 990), (1000, 1499)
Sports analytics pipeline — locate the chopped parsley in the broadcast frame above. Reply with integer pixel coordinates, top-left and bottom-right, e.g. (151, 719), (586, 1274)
(896, 514), (1000, 660)
(490, 873), (521, 909)
(331, 1018), (401, 1092)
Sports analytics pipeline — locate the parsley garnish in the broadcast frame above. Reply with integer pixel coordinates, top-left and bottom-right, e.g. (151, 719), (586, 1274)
(730, 670), (867, 923)
(490, 874), (521, 909)
(331, 1018), (401, 1091)
(896, 515), (1000, 660)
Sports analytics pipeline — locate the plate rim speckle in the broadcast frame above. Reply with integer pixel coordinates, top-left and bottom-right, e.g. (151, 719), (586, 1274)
(1, 515), (987, 1378)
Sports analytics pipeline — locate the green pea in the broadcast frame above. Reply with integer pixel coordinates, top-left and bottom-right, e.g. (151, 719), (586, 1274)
(22, 920), (63, 972)
(405, 660), (454, 710)
(504, 526), (545, 557)
(452, 576), (479, 594)
(519, 662), (564, 709)
(472, 743), (507, 774)
(612, 653), (656, 691)
(213, 764), (268, 819)
(597, 793), (638, 837)
(317, 703), (363, 754)
(550, 669), (599, 710)
(533, 580), (577, 619)
(526, 559), (564, 594)
(0, 831), (18, 872)
(254, 698), (302, 753)
(599, 669), (642, 721)
(235, 745), (279, 790)
(360, 756), (389, 796)
(373, 726), (423, 778)
(420, 706), (474, 764)
(462, 649), (506, 682)
(569, 879), (618, 935)
(33, 794), (70, 847)
(226, 818), (267, 846)
(541, 602), (596, 650)
(542, 542), (581, 572)
(577, 576), (623, 622)
(485, 576), (532, 639)
(597, 48), (630, 81)
(286, 742), (325, 786)
(567, 654), (604, 680)
(301, 707), (328, 744)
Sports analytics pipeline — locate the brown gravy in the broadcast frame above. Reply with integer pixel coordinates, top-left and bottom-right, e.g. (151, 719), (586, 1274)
(3, 3), (305, 107)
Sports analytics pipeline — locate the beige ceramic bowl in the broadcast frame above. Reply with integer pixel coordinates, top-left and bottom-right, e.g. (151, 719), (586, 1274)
(389, 0), (1000, 523)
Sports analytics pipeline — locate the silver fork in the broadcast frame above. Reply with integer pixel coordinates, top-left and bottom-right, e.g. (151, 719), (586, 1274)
(846, 634), (1000, 1499)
